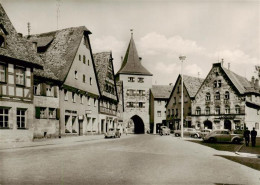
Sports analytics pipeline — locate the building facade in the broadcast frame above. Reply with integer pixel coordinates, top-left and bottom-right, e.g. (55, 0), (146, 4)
(191, 62), (260, 132)
(93, 52), (118, 133)
(28, 26), (100, 137)
(0, 4), (43, 142)
(116, 34), (153, 134)
(166, 75), (203, 130)
(150, 85), (173, 134)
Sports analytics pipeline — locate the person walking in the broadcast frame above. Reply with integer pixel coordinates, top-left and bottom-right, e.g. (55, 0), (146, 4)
(251, 127), (257, 147)
(243, 127), (250, 146)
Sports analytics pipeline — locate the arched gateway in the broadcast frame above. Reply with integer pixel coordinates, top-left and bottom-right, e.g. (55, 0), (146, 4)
(204, 120), (213, 129)
(131, 115), (145, 134)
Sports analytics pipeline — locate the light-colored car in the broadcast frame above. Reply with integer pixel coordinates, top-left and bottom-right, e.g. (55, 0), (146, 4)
(104, 128), (120, 138)
(174, 128), (200, 138)
(160, 126), (170, 136)
(203, 129), (243, 143)
(199, 129), (212, 139)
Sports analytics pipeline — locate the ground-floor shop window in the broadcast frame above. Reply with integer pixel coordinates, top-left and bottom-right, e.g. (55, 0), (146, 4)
(17, 109), (26, 129)
(0, 108), (9, 128)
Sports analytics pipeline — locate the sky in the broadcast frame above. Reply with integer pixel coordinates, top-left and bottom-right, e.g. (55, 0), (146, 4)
(1, 0), (259, 85)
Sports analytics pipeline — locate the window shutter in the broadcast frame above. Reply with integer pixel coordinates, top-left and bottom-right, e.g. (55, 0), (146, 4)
(56, 108), (60, 120)
(40, 83), (46, 96)
(35, 107), (40, 119)
(54, 86), (58, 97)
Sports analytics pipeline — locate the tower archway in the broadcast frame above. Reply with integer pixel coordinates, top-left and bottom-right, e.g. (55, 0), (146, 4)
(131, 115), (145, 134)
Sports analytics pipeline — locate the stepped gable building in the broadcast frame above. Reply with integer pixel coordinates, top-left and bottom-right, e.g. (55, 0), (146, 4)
(27, 26), (100, 137)
(192, 62), (260, 132)
(166, 74), (203, 130)
(93, 52), (119, 133)
(0, 3), (43, 142)
(116, 33), (153, 134)
(150, 85), (173, 134)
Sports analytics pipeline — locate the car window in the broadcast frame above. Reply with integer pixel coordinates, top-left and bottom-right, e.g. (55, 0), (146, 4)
(215, 131), (221, 134)
(221, 131), (229, 134)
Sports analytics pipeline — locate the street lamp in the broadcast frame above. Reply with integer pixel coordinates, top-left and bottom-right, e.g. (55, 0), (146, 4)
(179, 55), (186, 138)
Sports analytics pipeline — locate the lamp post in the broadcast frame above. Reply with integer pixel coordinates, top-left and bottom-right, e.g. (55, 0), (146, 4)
(179, 55), (186, 138)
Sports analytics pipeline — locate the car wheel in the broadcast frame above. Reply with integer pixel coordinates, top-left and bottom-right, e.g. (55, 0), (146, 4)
(209, 137), (216, 143)
(175, 133), (179, 137)
(233, 138), (240, 144)
(194, 134), (198, 138)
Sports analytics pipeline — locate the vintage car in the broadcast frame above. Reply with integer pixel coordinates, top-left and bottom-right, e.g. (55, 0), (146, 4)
(199, 129), (212, 139)
(203, 129), (243, 143)
(160, 126), (171, 136)
(174, 128), (200, 138)
(104, 128), (120, 138)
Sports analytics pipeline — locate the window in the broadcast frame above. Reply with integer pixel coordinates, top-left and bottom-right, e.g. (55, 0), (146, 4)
(83, 74), (86, 83)
(158, 100), (161, 105)
(218, 80), (222, 87)
(64, 90), (68, 101)
(72, 92), (76, 103)
(157, 111), (161, 117)
(206, 93), (211, 101)
(137, 90), (145, 96)
(195, 107), (201, 115)
(128, 77), (135, 82)
(215, 106), (220, 115)
(79, 54), (81, 61)
(225, 91), (230, 99)
(172, 109), (174, 116)
(74, 71), (78, 79)
(94, 98), (96, 107)
(87, 96), (91, 106)
(127, 89), (135, 96)
(139, 102), (144, 108)
(127, 102), (134, 108)
(177, 87), (180, 93)
(225, 106), (230, 114)
(90, 77), (92, 85)
(205, 107), (210, 115)
(0, 108), (9, 128)
(40, 107), (47, 119)
(49, 108), (56, 119)
(15, 68), (25, 85)
(80, 95), (84, 104)
(83, 55), (86, 64)
(215, 92), (220, 100)
(173, 97), (176, 104)
(176, 109), (178, 116)
(0, 64), (6, 82)
(88, 60), (90, 66)
(0, 34), (5, 48)
(138, 77), (144, 83)
(235, 105), (240, 114)
(46, 86), (53, 97)
(17, 109), (26, 129)
(255, 122), (259, 130)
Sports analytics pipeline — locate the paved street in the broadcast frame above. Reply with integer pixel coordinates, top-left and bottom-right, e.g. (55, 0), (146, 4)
(0, 135), (260, 185)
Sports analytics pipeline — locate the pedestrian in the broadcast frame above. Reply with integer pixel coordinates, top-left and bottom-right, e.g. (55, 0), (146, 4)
(251, 127), (257, 147)
(125, 128), (128, 136)
(243, 127), (250, 146)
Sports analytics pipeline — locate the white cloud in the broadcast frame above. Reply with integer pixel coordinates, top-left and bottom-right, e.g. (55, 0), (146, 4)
(184, 64), (203, 77)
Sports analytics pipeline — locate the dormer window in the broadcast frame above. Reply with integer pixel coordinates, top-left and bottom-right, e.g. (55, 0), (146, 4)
(0, 34), (5, 48)
(128, 77), (135, 82)
(74, 71), (78, 79)
(15, 68), (25, 86)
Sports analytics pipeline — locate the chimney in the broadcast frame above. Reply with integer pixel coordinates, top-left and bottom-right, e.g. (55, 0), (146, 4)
(18, 33), (23, 37)
(255, 78), (259, 90)
(221, 58), (224, 66)
(251, 76), (255, 87)
(169, 83), (173, 86)
(32, 42), (37, 52)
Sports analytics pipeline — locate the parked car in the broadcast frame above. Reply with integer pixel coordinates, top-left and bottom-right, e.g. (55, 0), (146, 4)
(174, 128), (200, 138)
(160, 126), (171, 136)
(199, 129), (212, 139)
(104, 128), (120, 138)
(203, 129), (243, 143)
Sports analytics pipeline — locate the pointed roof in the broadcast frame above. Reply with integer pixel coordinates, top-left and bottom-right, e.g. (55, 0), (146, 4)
(27, 26), (91, 82)
(0, 3), (42, 68)
(151, 85), (173, 99)
(93, 51), (118, 101)
(183, 75), (204, 98)
(117, 35), (152, 76)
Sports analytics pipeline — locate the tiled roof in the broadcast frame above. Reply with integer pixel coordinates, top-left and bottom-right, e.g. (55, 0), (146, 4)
(222, 67), (252, 94)
(183, 75), (204, 98)
(27, 26), (91, 82)
(151, 85), (173, 99)
(0, 3), (43, 68)
(116, 35), (152, 76)
(93, 52), (117, 101)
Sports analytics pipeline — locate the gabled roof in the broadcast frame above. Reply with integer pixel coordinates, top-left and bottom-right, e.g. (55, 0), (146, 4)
(0, 3), (42, 68)
(27, 26), (91, 82)
(183, 75), (204, 98)
(116, 35), (152, 76)
(151, 85), (173, 99)
(93, 51), (118, 101)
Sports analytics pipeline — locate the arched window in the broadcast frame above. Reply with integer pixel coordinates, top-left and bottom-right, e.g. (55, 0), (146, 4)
(225, 91), (230, 99)
(225, 105), (230, 114)
(195, 107), (201, 115)
(214, 80), (217, 88)
(206, 93), (211, 101)
(218, 80), (222, 87)
(215, 92), (220, 100)
(205, 106), (210, 115)
(215, 106), (220, 115)
(235, 105), (240, 114)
